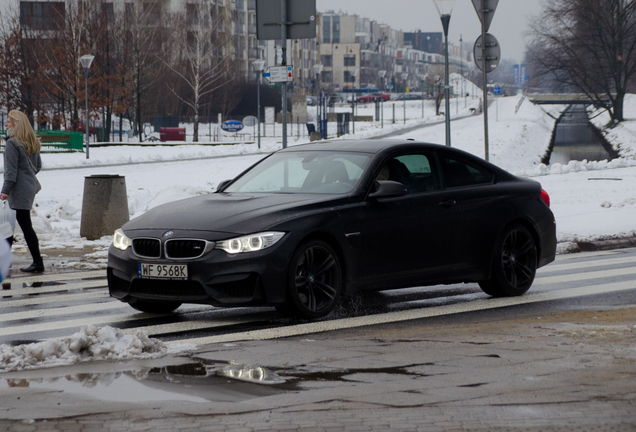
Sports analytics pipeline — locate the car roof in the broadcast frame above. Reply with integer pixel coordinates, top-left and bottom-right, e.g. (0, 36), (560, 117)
(277, 139), (516, 178)
(279, 139), (422, 154)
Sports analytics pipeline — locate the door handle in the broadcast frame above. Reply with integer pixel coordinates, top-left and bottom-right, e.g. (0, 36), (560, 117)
(438, 200), (457, 208)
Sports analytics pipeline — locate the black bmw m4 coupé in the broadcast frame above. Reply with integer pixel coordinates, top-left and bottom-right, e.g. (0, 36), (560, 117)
(108, 140), (556, 319)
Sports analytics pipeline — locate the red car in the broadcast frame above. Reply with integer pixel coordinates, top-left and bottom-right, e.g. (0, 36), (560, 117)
(356, 93), (390, 103)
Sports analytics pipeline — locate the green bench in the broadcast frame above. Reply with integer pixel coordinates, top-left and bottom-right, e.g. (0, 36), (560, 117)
(1, 130), (84, 153)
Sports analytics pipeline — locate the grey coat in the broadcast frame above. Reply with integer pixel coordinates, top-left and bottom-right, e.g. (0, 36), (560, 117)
(2, 138), (42, 210)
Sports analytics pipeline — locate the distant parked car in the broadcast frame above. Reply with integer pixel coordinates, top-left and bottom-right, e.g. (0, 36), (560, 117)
(356, 93), (390, 103)
(306, 96), (318, 106)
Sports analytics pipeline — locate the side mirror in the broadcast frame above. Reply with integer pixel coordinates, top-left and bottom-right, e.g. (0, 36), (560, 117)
(368, 180), (407, 199)
(216, 179), (232, 192)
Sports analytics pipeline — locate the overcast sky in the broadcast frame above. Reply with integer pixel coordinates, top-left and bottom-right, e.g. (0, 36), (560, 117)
(316, 0), (545, 63)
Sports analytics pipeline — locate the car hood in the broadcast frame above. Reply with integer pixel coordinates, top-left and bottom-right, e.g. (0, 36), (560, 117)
(123, 192), (350, 235)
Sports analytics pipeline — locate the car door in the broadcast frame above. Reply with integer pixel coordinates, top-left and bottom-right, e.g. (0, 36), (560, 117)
(356, 152), (464, 290)
(437, 152), (504, 276)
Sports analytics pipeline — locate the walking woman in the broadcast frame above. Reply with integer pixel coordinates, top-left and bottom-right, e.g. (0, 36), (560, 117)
(0, 110), (43, 273)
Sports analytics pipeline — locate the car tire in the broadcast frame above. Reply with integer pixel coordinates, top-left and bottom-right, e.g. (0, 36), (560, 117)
(280, 239), (343, 319)
(129, 300), (182, 313)
(478, 223), (537, 297)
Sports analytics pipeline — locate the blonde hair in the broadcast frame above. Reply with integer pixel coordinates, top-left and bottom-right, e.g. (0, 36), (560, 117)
(8, 110), (41, 155)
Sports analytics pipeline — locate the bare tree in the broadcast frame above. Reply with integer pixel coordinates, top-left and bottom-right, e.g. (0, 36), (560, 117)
(125, 2), (166, 141)
(159, 0), (234, 141)
(0, 12), (26, 114)
(528, 0), (636, 123)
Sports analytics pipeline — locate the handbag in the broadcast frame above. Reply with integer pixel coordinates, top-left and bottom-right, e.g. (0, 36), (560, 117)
(26, 155), (42, 194)
(0, 200), (16, 239)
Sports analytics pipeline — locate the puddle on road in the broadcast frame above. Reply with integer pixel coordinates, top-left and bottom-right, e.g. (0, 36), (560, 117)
(0, 360), (440, 402)
(0, 362), (286, 403)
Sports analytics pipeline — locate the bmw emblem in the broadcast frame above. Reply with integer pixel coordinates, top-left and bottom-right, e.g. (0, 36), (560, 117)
(163, 231), (174, 238)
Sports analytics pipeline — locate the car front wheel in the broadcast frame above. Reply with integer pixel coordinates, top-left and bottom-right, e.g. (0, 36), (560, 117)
(280, 240), (343, 319)
(479, 223), (537, 297)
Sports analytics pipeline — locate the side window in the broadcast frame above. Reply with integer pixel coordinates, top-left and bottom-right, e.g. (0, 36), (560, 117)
(441, 156), (494, 188)
(376, 153), (440, 194)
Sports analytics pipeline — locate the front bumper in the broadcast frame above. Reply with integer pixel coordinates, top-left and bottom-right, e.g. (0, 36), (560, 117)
(107, 235), (293, 307)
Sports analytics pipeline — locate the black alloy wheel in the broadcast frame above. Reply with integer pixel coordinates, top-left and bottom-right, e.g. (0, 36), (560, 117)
(479, 223), (537, 297)
(281, 240), (343, 319)
(130, 300), (182, 313)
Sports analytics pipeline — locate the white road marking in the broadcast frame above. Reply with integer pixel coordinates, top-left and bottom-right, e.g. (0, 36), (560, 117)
(123, 318), (257, 337)
(535, 266), (636, 285)
(0, 281), (107, 305)
(0, 291), (107, 308)
(5, 270), (106, 285)
(0, 301), (127, 325)
(538, 255), (636, 273)
(167, 279), (636, 346)
(1, 250), (635, 344)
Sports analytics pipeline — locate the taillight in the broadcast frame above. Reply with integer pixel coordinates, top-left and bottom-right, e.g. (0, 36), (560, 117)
(540, 189), (550, 208)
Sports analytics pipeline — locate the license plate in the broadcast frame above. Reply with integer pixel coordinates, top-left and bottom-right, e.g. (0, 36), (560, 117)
(138, 263), (188, 280)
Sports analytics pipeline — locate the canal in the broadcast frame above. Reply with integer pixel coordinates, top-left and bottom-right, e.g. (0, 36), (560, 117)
(549, 105), (615, 164)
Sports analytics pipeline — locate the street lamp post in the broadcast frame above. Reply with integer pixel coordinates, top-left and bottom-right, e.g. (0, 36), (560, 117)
(350, 68), (358, 134)
(80, 54), (94, 159)
(253, 60), (265, 149)
(378, 70), (386, 127)
(401, 73), (408, 124)
(312, 64), (323, 133)
(433, 0), (456, 147)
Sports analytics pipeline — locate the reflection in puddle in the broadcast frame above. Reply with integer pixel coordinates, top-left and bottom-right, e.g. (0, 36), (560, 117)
(0, 362), (286, 403)
(218, 364), (285, 384)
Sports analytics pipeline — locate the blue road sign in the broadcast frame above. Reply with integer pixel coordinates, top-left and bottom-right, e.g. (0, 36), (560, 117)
(494, 86), (501, 95)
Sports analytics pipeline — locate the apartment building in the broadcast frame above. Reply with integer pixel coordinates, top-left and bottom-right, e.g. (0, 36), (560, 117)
(15, 1), (474, 94)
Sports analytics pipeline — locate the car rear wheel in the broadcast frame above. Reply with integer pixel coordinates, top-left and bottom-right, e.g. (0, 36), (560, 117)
(280, 240), (343, 319)
(479, 223), (537, 297)
(129, 300), (182, 313)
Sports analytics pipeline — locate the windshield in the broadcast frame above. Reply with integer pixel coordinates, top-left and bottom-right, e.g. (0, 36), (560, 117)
(225, 151), (371, 194)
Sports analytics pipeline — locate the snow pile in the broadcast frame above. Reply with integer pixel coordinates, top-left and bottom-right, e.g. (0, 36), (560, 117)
(516, 157), (636, 177)
(0, 325), (167, 372)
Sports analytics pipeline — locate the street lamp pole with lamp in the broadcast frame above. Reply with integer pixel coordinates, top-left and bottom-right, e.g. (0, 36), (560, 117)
(433, 0), (456, 147)
(80, 54), (94, 159)
(253, 60), (265, 149)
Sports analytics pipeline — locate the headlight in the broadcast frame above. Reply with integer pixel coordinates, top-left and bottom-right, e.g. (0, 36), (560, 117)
(112, 229), (132, 251)
(216, 232), (285, 254)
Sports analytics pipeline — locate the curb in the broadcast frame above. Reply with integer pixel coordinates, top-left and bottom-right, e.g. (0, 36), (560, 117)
(559, 238), (636, 253)
(577, 237), (636, 252)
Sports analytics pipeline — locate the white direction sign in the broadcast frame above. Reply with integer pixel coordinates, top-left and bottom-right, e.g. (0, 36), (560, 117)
(263, 66), (293, 83)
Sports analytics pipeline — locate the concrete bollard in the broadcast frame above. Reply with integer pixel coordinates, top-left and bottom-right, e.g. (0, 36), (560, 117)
(80, 175), (130, 241)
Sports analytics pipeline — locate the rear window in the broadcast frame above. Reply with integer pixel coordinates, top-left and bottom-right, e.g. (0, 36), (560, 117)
(441, 156), (494, 188)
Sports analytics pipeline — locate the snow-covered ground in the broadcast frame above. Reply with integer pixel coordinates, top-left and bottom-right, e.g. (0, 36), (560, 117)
(1, 87), (636, 371)
(12, 90), (633, 266)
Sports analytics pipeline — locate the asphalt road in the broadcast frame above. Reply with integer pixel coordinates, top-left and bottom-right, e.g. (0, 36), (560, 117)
(0, 248), (635, 347)
(0, 248), (634, 430)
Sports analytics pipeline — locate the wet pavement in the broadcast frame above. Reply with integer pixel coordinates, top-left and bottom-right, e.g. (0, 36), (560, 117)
(0, 290), (634, 430)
